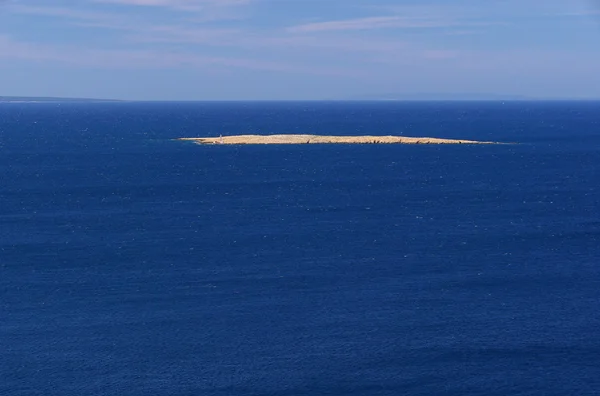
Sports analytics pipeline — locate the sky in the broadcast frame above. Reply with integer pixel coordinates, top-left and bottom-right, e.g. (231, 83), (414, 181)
(1, 0), (600, 100)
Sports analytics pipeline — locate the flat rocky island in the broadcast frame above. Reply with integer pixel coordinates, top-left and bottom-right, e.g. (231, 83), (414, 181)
(178, 134), (499, 145)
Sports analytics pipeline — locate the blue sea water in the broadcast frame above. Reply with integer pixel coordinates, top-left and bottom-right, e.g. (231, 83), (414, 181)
(1, 101), (599, 395)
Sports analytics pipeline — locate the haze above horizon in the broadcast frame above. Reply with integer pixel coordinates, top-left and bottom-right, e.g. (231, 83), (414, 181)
(1, 0), (600, 101)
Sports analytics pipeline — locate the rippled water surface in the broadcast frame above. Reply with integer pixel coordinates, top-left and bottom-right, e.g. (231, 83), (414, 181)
(1, 101), (599, 395)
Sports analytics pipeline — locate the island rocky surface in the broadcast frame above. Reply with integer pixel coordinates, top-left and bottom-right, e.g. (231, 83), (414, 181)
(178, 134), (499, 145)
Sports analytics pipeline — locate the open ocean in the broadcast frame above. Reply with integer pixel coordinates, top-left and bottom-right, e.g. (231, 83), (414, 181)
(1, 101), (599, 395)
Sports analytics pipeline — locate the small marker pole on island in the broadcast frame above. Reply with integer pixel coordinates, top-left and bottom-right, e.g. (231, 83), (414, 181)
(220, 134), (223, 144)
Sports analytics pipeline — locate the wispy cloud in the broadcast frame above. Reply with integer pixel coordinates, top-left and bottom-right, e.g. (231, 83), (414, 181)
(9, 5), (128, 24)
(286, 8), (503, 34)
(9, 4), (413, 55)
(9, 2), (246, 24)
(124, 25), (242, 46)
(287, 16), (453, 33)
(8, 3), (243, 44)
(2, 0), (599, 99)
(92, 0), (251, 12)
(1, 2), (487, 69)
(556, 10), (600, 17)
(118, 23), (418, 57)
(0, 34), (359, 77)
(0, 35), (61, 62)
(382, 1), (591, 21)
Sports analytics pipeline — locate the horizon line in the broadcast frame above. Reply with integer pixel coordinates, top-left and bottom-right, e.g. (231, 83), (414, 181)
(3, 96), (600, 103)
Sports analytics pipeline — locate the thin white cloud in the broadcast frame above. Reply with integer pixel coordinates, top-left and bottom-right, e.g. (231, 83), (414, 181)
(287, 16), (451, 33)
(285, 9), (503, 34)
(0, 34), (359, 77)
(8, 4), (414, 55)
(8, 3), (243, 43)
(382, 1), (592, 21)
(92, 0), (251, 12)
(7, 0), (589, 77)
(8, 5), (128, 23)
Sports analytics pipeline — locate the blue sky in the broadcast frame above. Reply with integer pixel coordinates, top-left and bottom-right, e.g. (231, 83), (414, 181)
(1, 0), (600, 100)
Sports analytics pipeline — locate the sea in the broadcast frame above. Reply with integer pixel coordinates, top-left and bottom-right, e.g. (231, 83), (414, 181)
(1, 101), (599, 395)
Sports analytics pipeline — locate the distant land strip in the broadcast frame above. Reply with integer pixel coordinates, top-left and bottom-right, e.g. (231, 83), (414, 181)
(178, 134), (503, 145)
(0, 96), (122, 103)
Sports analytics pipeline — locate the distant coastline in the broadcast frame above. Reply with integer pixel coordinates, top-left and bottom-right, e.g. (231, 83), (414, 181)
(349, 93), (535, 101)
(0, 96), (123, 103)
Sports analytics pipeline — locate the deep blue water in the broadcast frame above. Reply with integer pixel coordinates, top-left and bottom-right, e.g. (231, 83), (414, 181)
(1, 101), (599, 395)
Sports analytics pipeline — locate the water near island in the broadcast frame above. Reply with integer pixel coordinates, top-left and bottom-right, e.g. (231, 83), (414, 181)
(1, 101), (599, 395)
